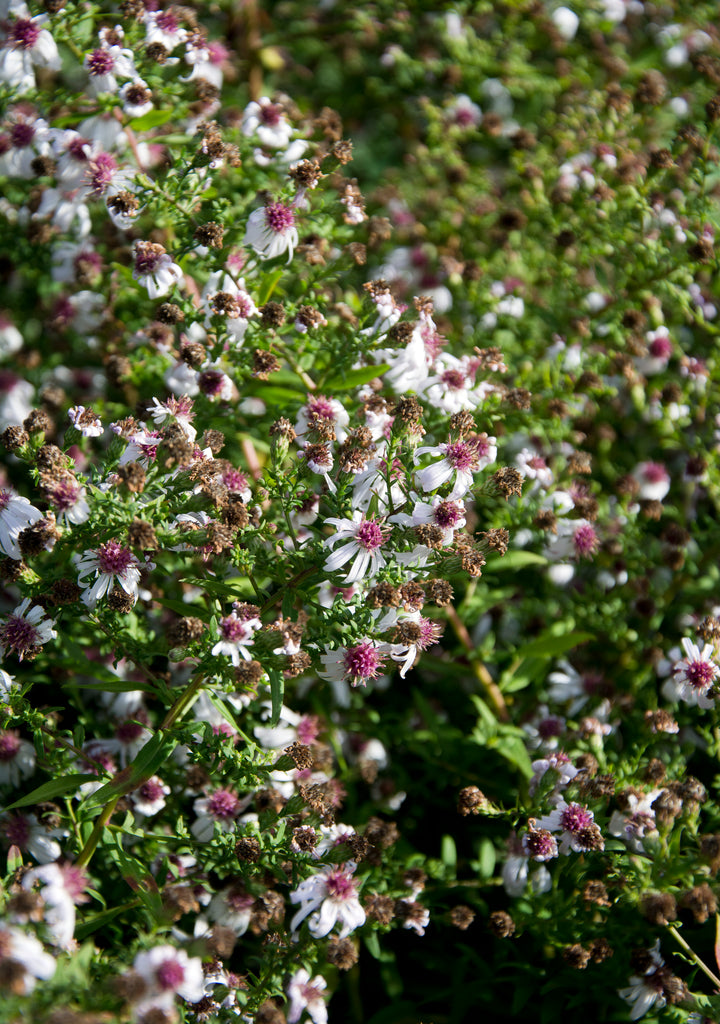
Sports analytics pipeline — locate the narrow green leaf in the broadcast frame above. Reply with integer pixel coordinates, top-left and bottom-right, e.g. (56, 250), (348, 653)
(485, 550), (548, 571)
(129, 108), (174, 131)
(324, 363), (390, 390)
(268, 668), (285, 727)
(441, 834), (457, 869)
(514, 631), (593, 660)
(3, 774), (98, 811)
(81, 731), (176, 809)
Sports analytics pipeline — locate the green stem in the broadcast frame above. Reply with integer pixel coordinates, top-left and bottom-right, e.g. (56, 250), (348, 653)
(667, 923), (720, 990)
(75, 796), (119, 869)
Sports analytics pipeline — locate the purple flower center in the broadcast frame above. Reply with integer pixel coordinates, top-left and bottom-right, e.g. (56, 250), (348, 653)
(68, 137), (89, 161)
(0, 490), (10, 511)
(307, 396), (336, 420)
(156, 958), (185, 991)
(444, 441), (477, 472)
(265, 202), (295, 233)
(582, 672), (605, 695)
(260, 102), (283, 126)
(220, 615), (247, 642)
(649, 336), (672, 358)
(138, 778), (165, 802)
(642, 462), (667, 484)
(88, 152), (117, 195)
(10, 18), (40, 49)
(208, 788), (239, 820)
(455, 108), (476, 127)
(685, 659), (717, 690)
(537, 717), (563, 739)
(528, 456), (547, 471)
(297, 715), (320, 745)
(227, 889), (254, 912)
(87, 48), (115, 76)
(0, 732), (21, 762)
(573, 524), (598, 558)
(50, 479), (81, 511)
(433, 500), (463, 529)
(0, 614), (39, 659)
(223, 469), (248, 492)
(157, 11), (179, 31)
(133, 242), (163, 275)
(198, 369), (225, 397)
(441, 369), (466, 390)
(343, 642), (384, 681)
(355, 519), (384, 551)
(97, 539), (135, 576)
(116, 720), (145, 744)
(3, 813), (30, 847)
(524, 829), (556, 859)
(10, 122), (34, 148)
(561, 803), (593, 833)
(325, 867), (356, 901)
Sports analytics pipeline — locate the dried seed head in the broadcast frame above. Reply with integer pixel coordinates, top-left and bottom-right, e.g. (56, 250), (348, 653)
(488, 910), (515, 937)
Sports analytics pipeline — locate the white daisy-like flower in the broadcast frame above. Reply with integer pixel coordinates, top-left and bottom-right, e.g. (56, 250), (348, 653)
(202, 271), (258, 344)
(242, 97), (293, 149)
(618, 941), (667, 1021)
(389, 494), (466, 546)
(191, 787), (246, 842)
(76, 539), (142, 607)
(632, 461), (670, 502)
(0, 924), (56, 994)
(211, 607), (262, 667)
(319, 639), (388, 688)
(287, 968), (328, 1024)
(83, 43), (136, 94)
(323, 511), (390, 584)
(148, 394), (197, 442)
(671, 636), (719, 708)
(294, 394), (349, 447)
(414, 434), (497, 500)
(419, 353), (492, 415)
(142, 8), (188, 52)
(1, 810), (65, 864)
(244, 202), (299, 262)
(608, 789), (662, 854)
(132, 944), (205, 1004)
(131, 776), (170, 818)
(0, 729), (35, 787)
(0, 12), (61, 94)
(0, 487), (43, 559)
(132, 241), (184, 299)
(0, 598), (57, 662)
(206, 884), (254, 936)
(118, 78), (153, 119)
(290, 862), (366, 938)
(534, 798), (604, 855)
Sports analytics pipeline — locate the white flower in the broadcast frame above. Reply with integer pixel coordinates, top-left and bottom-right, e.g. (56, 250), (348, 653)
(552, 7), (580, 40)
(83, 43), (135, 94)
(619, 942), (667, 1020)
(632, 461), (670, 501)
(68, 405), (103, 437)
(0, 729), (35, 787)
(323, 511), (390, 584)
(608, 789), (662, 853)
(21, 862), (87, 949)
(206, 884), (254, 935)
(0, 598), (57, 661)
(534, 799), (603, 855)
(148, 394), (197, 442)
(0, 12), (60, 94)
(294, 395), (349, 447)
(0, 924), (55, 993)
(76, 539), (142, 607)
(131, 776), (170, 818)
(133, 944), (205, 1004)
(1, 810), (65, 863)
(244, 202), (299, 262)
(242, 97), (293, 149)
(132, 241), (184, 298)
(143, 9), (188, 51)
(671, 636), (719, 708)
(414, 435), (497, 500)
(191, 787), (247, 842)
(211, 607), (262, 666)
(290, 862), (366, 938)
(419, 353), (492, 414)
(287, 968), (328, 1024)
(0, 487), (43, 559)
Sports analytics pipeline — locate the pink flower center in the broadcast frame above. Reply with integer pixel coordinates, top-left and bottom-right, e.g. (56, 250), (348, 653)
(685, 659), (717, 690)
(418, 617), (442, 649)
(97, 539), (135, 575)
(265, 202), (295, 233)
(325, 867), (356, 901)
(537, 717), (563, 739)
(208, 788), (240, 820)
(260, 103), (283, 126)
(444, 441), (477, 473)
(133, 241), (163, 275)
(138, 778), (165, 802)
(68, 137), (90, 161)
(307, 396), (336, 420)
(223, 469), (248, 492)
(297, 715), (320, 745)
(455, 107), (476, 127)
(0, 490), (10, 511)
(528, 456), (547, 471)
(560, 803), (593, 833)
(3, 813), (30, 847)
(642, 462), (667, 484)
(355, 519), (384, 551)
(0, 614), (39, 659)
(649, 336), (672, 358)
(433, 500), (463, 529)
(116, 720), (145, 744)
(10, 18), (40, 49)
(573, 524), (598, 558)
(156, 958), (185, 991)
(220, 615), (248, 643)
(0, 732), (21, 762)
(10, 122), (34, 148)
(198, 369), (225, 397)
(86, 48), (115, 76)
(343, 642), (384, 681)
(441, 369), (466, 390)
(157, 11), (179, 31)
(50, 479), (81, 512)
(88, 152), (117, 196)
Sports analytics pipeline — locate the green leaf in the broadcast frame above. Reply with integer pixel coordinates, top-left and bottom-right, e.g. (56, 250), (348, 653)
(129, 108), (174, 131)
(485, 550), (548, 571)
(441, 834), (457, 869)
(2, 774), (99, 811)
(81, 731), (177, 809)
(514, 631), (593, 660)
(324, 364), (390, 390)
(477, 837), (496, 879)
(268, 668), (285, 727)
